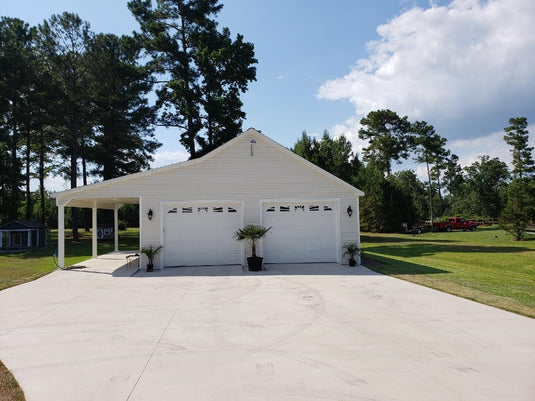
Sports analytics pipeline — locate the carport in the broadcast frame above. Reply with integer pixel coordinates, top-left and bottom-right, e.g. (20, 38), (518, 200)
(53, 193), (140, 268)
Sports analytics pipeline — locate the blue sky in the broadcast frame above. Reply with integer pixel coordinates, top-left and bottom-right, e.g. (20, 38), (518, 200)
(4, 0), (535, 189)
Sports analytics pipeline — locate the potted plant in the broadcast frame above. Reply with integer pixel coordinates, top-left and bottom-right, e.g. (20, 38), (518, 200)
(234, 225), (271, 271)
(342, 243), (360, 267)
(140, 245), (162, 272)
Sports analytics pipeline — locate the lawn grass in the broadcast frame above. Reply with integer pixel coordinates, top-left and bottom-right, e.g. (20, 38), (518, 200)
(0, 228), (139, 291)
(361, 226), (535, 318)
(0, 360), (25, 401)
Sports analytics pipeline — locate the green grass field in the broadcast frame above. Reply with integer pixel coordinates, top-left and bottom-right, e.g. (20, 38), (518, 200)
(361, 226), (535, 318)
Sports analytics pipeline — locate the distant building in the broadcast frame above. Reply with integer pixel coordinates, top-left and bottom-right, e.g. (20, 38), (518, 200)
(0, 221), (48, 250)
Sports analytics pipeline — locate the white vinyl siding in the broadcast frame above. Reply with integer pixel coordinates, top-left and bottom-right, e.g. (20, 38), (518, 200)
(54, 129), (362, 268)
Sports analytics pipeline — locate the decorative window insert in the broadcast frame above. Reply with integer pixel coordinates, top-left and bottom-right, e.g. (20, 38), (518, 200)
(280, 206), (290, 212)
(309, 205), (319, 211)
(213, 207), (223, 213)
(198, 206), (209, 213)
(168, 207), (178, 214)
(295, 205), (305, 212)
(182, 207), (193, 213)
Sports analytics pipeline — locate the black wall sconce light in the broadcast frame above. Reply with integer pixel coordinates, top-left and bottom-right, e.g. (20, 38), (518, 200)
(347, 205), (353, 217)
(147, 208), (153, 220)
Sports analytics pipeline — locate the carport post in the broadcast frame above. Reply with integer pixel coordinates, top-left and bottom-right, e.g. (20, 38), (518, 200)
(356, 195), (361, 265)
(114, 205), (119, 252)
(58, 204), (65, 268)
(92, 201), (98, 259)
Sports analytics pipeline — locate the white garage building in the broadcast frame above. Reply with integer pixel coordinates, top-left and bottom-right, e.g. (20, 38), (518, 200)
(53, 129), (364, 269)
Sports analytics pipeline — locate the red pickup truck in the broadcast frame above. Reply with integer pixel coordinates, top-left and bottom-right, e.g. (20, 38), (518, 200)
(433, 217), (477, 232)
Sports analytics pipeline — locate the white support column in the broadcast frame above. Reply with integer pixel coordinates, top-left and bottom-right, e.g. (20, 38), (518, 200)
(114, 205), (119, 252)
(356, 195), (361, 266)
(58, 205), (65, 268)
(139, 198), (143, 252)
(27, 230), (31, 247)
(92, 202), (98, 259)
(0, 231), (3, 249)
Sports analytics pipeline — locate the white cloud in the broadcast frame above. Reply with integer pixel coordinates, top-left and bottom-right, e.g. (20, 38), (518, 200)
(317, 0), (535, 140)
(450, 124), (535, 168)
(150, 149), (189, 168)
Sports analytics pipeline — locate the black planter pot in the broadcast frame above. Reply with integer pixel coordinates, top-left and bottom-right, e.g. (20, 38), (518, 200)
(146, 263), (154, 272)
(247, 256), (263, 271)
(348, 259), (356, 267)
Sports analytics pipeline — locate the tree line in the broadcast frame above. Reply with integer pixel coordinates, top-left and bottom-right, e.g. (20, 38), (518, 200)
(292, 110), (535, 239)
(0, 0), (257, 237)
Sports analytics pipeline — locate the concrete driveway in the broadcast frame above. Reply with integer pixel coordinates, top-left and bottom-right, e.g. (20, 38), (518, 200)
(1, 259), (534, 401)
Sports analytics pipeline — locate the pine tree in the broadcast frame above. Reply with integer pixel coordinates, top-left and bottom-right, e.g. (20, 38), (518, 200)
(129, 0), (256, 158)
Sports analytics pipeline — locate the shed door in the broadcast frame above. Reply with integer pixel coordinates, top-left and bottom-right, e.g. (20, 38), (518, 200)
(262, 201), (338, 263)
(163, 202), (242, 266)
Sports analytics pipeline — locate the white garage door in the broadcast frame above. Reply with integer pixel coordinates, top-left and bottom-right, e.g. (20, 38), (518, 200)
(163, 202), (242, 266)
(262, 201), (338, 263)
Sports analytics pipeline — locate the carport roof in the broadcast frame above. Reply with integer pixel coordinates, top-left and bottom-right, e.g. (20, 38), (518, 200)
(56, 196), (140, 210)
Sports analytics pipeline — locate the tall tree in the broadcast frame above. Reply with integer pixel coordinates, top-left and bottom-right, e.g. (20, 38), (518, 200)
(195, 27), (256, 155)
(357, 161), (390, 232)
(391, 170), (428, 225)
(463, 155), (509, 218)
(504, 117), (534, 179)
(129, 0), (256, 159)
(38, 12), (92, 240)
(501, 117), (534, 239)
(86, 33), (160, 180)
(443, 154), (463, 216)
(358, 109), (412, 177)
(0, 17), (35, 221)
(292, 130), (356, 184)
(412, 120), (449, 222)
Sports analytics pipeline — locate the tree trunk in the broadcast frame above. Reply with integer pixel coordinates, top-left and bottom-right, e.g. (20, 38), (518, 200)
(25, 127), (32, 221)
(70, 121), (79, 241)
(426, 160), (434, 223)
(10, 99), (20, 221)
(38, 142), (46, 225)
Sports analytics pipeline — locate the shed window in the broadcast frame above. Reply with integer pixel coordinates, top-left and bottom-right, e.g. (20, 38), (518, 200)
(198, 207), (208, 213)
(266, 206), (275, 212)
(168, 208), (178, 214)
(309, 205), (319, 211)
(213, 207), (223, 213)
(324, 205), (333, 211)
(280, 206), (290, 212)
(228, 207), (237, 213)
(295, 205), (305, 212)
(182, 207), (192, 214)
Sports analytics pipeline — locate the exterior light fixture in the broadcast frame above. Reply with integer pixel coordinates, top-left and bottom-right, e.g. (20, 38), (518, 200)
(347, 205), (353, 217)
(250, 138), (256, 156)
(147, 208), (153, 220)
